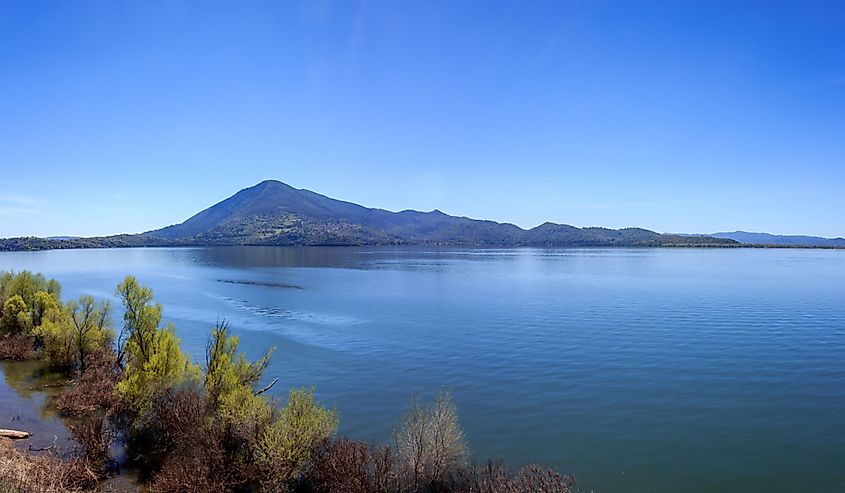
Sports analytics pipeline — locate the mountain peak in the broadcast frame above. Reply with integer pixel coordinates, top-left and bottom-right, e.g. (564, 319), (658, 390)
(250, 179), (295, 191)
(137, 181), (738, 248)
(255, 179), (287, 186)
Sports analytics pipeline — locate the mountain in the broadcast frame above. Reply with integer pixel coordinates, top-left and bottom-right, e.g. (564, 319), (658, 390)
(710, 231), (845, 247)
(0, 180), (738, 251)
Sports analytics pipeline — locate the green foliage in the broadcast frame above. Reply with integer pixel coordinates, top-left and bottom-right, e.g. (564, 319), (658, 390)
(33, 295), (113, 370)
(0, 270), (59, 306)
(2, 271), (350, 492)
(115, 276), (199, 421)
(67, 296), (113, 371)
(0, 270), (61, 335)
(37, 307), (75, 368)
(116, 275), (162, 366)
(1, 295), (31, 335)
(32, 290), (60, 328)
(256, 387), (338, 491)
(204, 321), (274, 415)
(117, 324), (200, 419)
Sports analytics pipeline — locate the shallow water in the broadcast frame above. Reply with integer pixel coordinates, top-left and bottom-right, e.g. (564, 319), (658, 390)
(0, 246), (843, 493)
(0, 360), (72, 452)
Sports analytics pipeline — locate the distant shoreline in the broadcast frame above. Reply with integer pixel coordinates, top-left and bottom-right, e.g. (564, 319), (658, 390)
(2, 237), (844, 253)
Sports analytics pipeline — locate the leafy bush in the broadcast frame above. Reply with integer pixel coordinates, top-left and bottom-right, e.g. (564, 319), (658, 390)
(116, 323), (199, 421)
(0, 270), (60, 336)
(204, 321), (274, 419)
(37, 296), (113, 371)
(1, 295), (32, 335)
(256, 388), (339, 492)
(0, 270), (60, 310)
(114, 276), (199, 423)
(66, 296), (114, 371)
(36, 307), (74, 369)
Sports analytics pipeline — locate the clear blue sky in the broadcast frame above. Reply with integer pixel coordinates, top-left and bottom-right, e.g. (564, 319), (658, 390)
(1, 1), (843, 238)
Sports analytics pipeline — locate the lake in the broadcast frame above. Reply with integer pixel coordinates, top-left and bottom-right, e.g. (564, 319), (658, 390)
(0, 246), (843, 492)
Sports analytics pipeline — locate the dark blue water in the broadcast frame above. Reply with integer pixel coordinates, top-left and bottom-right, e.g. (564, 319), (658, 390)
(1, 247), (843, 492)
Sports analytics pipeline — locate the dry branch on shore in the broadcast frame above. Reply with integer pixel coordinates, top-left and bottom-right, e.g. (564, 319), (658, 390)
(0, 428), (30, 439)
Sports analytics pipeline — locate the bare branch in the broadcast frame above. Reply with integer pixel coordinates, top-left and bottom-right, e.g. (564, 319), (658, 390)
(254, 377), (279, 396)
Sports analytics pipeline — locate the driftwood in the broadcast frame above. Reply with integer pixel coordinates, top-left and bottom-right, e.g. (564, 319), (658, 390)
(0, 428), (30, 439)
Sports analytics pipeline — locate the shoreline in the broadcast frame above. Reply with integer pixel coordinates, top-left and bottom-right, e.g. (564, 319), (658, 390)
(3, 239), (845, 253)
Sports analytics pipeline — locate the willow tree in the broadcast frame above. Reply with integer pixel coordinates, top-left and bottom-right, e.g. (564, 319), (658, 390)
(67, 295), (113, 371)
(204, 320), (274, 417)
(115, 276), (198, 420)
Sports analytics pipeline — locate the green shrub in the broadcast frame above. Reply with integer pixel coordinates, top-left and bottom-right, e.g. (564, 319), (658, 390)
(31, 289), (60, 328)
(1, 295), (31, 335)
(0, 270), (60, 307)
(0, 271), (60, 335)
(36, 295), (113, 371)
(117, 323), (199, 420)
(204, 321), (274, 420)
(37, 306), (75, 368)
(66, 295), (113, 371)
(115, 276), (199, 423)
(256, 387), (338, 491)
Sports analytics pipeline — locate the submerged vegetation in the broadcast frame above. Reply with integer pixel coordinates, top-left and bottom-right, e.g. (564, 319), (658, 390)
(0, 270), (574, 493)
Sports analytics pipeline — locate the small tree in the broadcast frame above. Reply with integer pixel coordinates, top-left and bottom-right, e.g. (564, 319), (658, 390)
(393, 389), (468, 488)
(1, 294), (31, 335)
(37, 295), (113, 371)
(115, 276), (199, 420)
(38, 306), (75, 368)
(256, 388), (338, 491)
(0, 270), (58, 307)
(32, 290), (60, 329)
(67, 295), (113, 371)
(204, 320), (274, 413)
(116, 275), (162, 367)
(117, 324), (199, 419)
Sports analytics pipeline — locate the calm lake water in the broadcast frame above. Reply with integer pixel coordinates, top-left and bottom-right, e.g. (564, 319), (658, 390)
(1, 246), (843, 492)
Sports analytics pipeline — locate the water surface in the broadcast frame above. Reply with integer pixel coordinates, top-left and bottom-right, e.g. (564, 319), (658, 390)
(0, 246), (843, 493)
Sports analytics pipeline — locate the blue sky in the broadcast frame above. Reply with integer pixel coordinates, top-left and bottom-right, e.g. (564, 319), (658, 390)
(1, 0), (843, 238)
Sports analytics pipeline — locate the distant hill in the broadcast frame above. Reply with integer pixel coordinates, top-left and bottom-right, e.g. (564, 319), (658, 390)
(710, 231), (845, 247)
(46, 236), (81, 241)
(0, 180), (738, 251)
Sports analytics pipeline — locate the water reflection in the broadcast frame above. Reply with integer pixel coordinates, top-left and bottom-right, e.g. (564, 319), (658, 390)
(0, 360), (72, 450)
(192, 246), (377, 269)
(0, 247), (843, 493)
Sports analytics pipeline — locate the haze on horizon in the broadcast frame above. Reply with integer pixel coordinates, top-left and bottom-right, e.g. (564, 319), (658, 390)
(1, 1), (843, 238)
